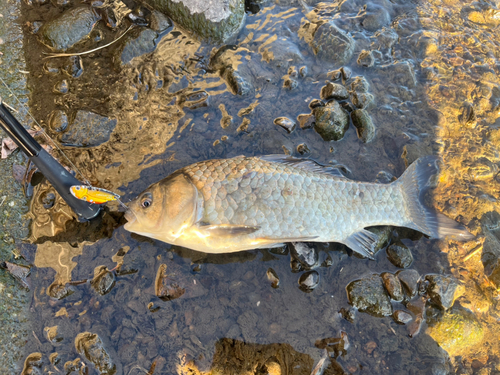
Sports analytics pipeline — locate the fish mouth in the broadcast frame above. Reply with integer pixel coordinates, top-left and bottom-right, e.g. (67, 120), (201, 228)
(124, 208), (137, 229)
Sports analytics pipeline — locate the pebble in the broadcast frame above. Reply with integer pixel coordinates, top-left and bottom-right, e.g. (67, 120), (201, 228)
(393, 310), (413, 325)
(90, 266), (116, 296)
(346, 274), (393, 317)
(386, 242), (414, 268)
(320, 82), (349, 101)
(274, 117), (296, 133)
(357, 50), (375, 67)
(155, 264), (185, 301)
(75, 332), (115, 374)
(349, 76), (370, 93)
(289, 242), (318, 269)
(351, 109), (376, 143)
(181, 90), (210, 109)
(351, 92), (374, 109)
(266, 268), (280, 289)
(298, 270), (320, 292)
(48, 110), (69, 132)
(53, 79), (68, 94)
(425, 274), (460, 310)
(313, 101), (349, 141)
(380, 272), (403, 302)
(396, 269), (420, 299)
(63, 56), (83, 78)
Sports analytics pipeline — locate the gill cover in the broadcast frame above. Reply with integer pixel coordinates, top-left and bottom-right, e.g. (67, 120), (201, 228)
(124, 173), (201, 240)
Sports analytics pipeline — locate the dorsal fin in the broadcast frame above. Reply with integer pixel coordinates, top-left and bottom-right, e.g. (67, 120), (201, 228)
(259, 155), (348, 178)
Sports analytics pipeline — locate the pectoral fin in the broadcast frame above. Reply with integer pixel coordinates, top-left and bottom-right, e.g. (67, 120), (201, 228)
(344, 230), (379, 259)
(198, 224), (261, 237)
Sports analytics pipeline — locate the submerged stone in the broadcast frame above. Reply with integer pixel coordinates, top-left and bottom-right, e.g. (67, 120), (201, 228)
(351, 109), (375, 143)
(39, 6), (100, 51)
(75, 332), (116, 374)
(313, 101), (349, 141)
(359, 4), (391, 32)
(289, 242), (319, 269)
(119, 28), (158, 65)
(381, 272), (403, 302)
(351, 92), (374, 109)
(90, 266), (116, 296)
(396, 269), (420, 299)
(357, 50), (374, 67)
(393, 310), (412, 325)
(320, 82), (349, 101)
(346, 274), (393, 317)
(266, 268), (279, 288)
(425, 274), (460, 310)
(386, 241), (413, 268)
(274, 117), (296, 133)
(48, 110), (69, 132)
(155, 263), (185, 301)
(298, 270), (320, 292)
(61, 111), (117, 147)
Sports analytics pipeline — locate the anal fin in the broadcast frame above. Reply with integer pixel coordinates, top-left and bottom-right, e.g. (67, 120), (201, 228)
(344, 230), (379, 259)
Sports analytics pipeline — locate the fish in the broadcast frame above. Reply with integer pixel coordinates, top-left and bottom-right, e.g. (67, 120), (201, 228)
(124, 155), (473, 257)
(70, 185), (120, 204)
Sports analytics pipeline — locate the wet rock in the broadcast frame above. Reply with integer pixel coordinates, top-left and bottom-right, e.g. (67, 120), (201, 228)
(425, 274), (460, 310)
(328, 69), (341, 81)
(149, 10), (173, 33)
(44, 326), (63, 345)
(180, 90), (210, 109)
(21, 353), (42, 375)
(360, 4), (391, 32)
(357, 50), (374, 67)
(289, 242), (319, 269)
(274, 117), (296, 133)
(118, 28), (158, 66)
(367, 226), (392, 253)
(155, 263), (185, 301)
(262, 38), (304, 71)
(313, 101), (349, 141)
(320, 82), (349, 101)
(299, 66), (307, 77)
(393, 310), (412, 325)
(48, 110), (69, 132)
(63, 56), (84, 78)
(290, 257), (303, 273)
(351, 91), (374, 109)
(283, 77), (298, 90)
(48, 282), (74, 300)
(61, 111), (117, 147)
(298, 270), (320, 292)
(375, 28), (398, 49)
(297, 113), (315, 129)
(426, 306), (484, 357)
(142, 0), (245, 43)
(315, 331), (349, 357)
(43, 60), (59, 74)
(266, 268), (279, 288)
(346, 274), (393, 317)
(381, 272), (403, 302)
(339, 307), (356, 322)
(39, 6), (101, 51)
(378, 61), (416, 89)
(396, 269), (420, 299)
(349, 76), (369, 93)
(309, 99), (325, 110)
(351, 109), (375, 143)
(297, 143), (310, 155)
(302, 20), (355, 64)
(458, 102), (476, 126)
(53, 79), (69, 94)
(1, 261), (30, 290)
(222, 66), (251, 96)
(64, 358), (85, 374)
(340, 67), (351, 81)
(91, 266), (116, 296)
(386, 242), (413, 268)
(75, 332), (116, 374)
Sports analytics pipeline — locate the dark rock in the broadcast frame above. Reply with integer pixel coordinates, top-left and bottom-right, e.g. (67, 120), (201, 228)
(274, 117), (296, 133)
(357, 50), (374, 67)
(44, 326), (63, 345)
(48, 110), (69, 132)
(40, 191), (56, 209)
(349, 76), (370, 93)
(396, 269), (420, 299)
(339, 307), (356, 322)
(320, 82), (349, 101)
(91, 266), (116, 296)
(75, 332), (116, 374)
(266, 268), (279, 288)
(297, 114), (315, 129)
(360, 4), (391, 32)
(61, 111), (117, 147)
(297, 143), (310, 155)
(298, 270), (320, 292)
(315, 331), (349, 357)
(155, 263), (185, 301)
(43, 60), (59, 74)
(351, 92), (374, 109)
(303, 20), (355, 64)
(262, 38), (304, 70)
(39, 6), (101, 51)
(180, 90), (210, 109)
(222, 66), (251, 96)
(381, 272), (403, 302)
(119, 28), (158, 65)
(289, 242), (319, 269)
(142, 0), (245, 43)
(290, 257), (303, 273)
(283, 77), (298, 90)
(299, 66), (307, 77)
(346, 274), (393, 317)
(47, 282), (74, 300)
(328, 69), (341, 81)
(340, 67), (351, 81)
(425, 274), (460, 310)
(351, 109), (375, 143)
(53, 79), (69, 94)
(393, 310), (412, 325)
(375, 28), (398, 49)
(386, 242), (413, 268)
(313, 101), (349, 141)
(63, 56), (83, 78)
(309, 99), (325, 110)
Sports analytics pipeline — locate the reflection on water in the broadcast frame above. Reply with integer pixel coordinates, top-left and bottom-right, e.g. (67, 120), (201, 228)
(5, 0), (500, 372)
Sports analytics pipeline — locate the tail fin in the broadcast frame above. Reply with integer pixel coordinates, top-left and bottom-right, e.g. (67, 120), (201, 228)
(398, 156), (474, 240)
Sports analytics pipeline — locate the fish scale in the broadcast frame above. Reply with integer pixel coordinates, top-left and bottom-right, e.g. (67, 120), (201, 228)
(124, 155), (473, 256)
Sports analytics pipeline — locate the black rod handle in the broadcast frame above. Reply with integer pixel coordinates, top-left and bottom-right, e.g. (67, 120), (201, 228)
(0, 102), (100, 221)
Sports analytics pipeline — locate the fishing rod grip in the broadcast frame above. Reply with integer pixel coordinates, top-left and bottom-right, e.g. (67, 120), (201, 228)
(0, 102), (101, 221)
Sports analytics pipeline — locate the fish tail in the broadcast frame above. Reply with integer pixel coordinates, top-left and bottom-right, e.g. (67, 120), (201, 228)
(398, 156), (474, 240)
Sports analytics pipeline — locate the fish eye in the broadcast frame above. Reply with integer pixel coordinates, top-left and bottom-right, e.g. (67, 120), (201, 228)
(140, 193), (153, 209)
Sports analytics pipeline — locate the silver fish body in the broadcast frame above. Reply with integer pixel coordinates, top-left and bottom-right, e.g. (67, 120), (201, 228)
(124, 155), (472, 256)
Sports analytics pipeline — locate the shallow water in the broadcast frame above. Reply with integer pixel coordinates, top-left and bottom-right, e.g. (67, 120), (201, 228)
(1, 0), (500, 373)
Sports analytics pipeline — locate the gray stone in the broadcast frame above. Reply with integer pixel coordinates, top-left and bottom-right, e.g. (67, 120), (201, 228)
(75, 332), (115, 374)
(320, 82), (349, 101)
(119, 28), (158, 65)
(396, 269), (420, 299)
(289, 242), (319, 269)
(367, 226), (392, 253)
(53, 80), (69, 94)
(425, 274), (459, 310)
(39, 6), (100, 51)
(351, 109), (375, 143)
(351, 91), (374, 109)
(61, 111), (117, 147)
(346, 274), (393, 317)
(386, 242), (413, 268)
(357, 50), (374, 67)
(360, 4), (391, 32)
(222, 67), (251, 96)
(142, 0), (245, 43)
(349, 76), (370, 93)
(297, 114), (315, 129)
(274, 117), (296, 133)
(381, 272), (403, 302)
(306, 20), (355, 64)
(298, 270), (320, 292)
(313, 101), (349, 141)
(393, 310), (412, 325)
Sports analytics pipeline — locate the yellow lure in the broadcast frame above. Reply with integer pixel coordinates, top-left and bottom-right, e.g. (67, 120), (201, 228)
(70, 185), (120, 204)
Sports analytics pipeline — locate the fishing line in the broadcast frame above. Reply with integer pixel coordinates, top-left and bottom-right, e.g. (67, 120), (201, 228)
(0, 75), (93, 186)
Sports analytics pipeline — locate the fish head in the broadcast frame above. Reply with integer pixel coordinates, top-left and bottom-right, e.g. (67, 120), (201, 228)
(124, 173), (200, 243)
